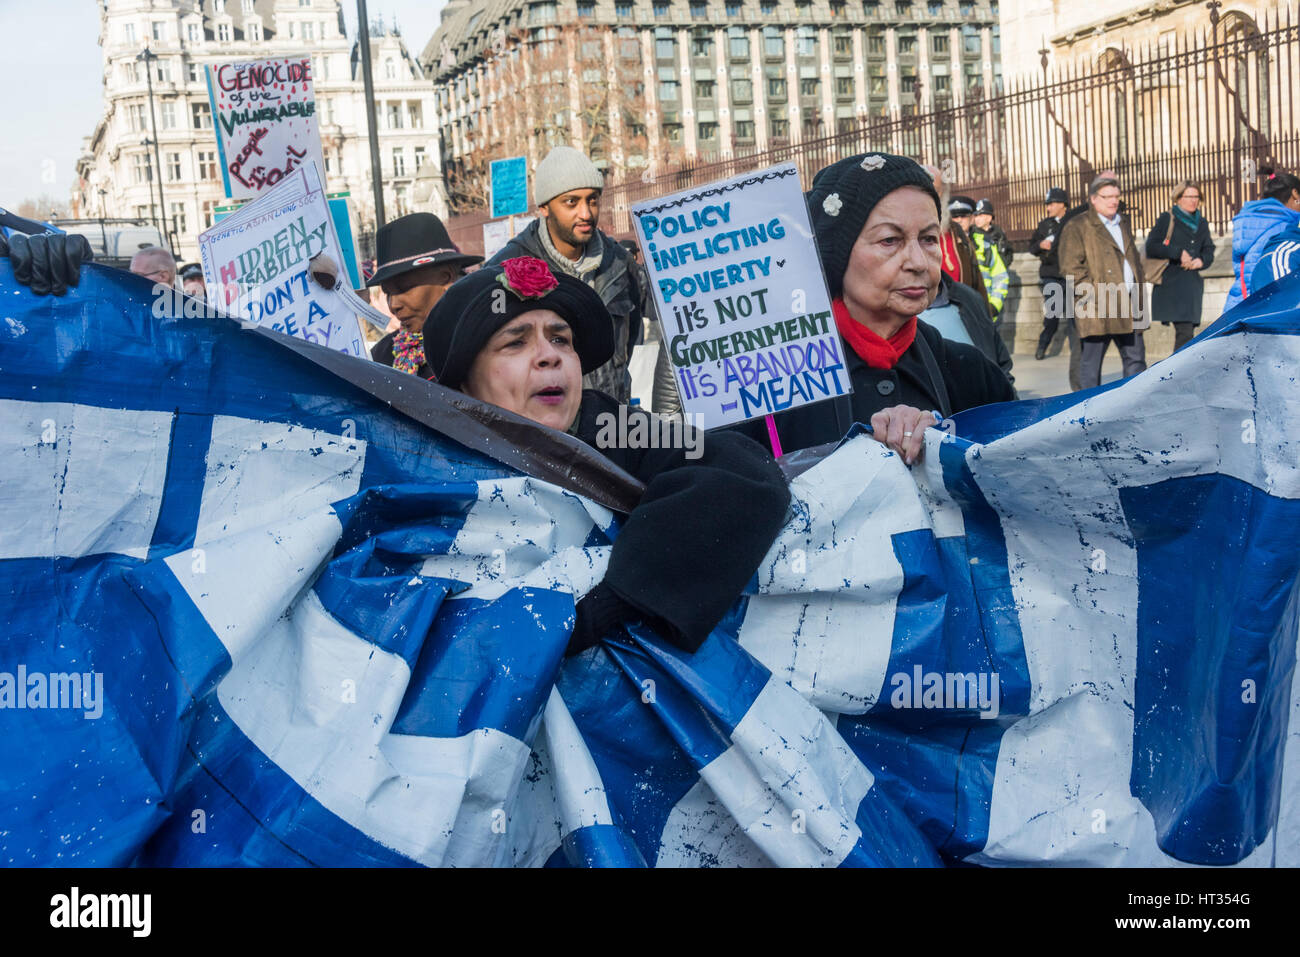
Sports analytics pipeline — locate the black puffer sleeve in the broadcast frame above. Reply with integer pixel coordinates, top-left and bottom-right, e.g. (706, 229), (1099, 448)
(575, 392), (791, 650)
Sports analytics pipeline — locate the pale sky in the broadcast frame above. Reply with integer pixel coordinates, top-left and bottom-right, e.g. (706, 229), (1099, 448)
(0, 0), (448, 216)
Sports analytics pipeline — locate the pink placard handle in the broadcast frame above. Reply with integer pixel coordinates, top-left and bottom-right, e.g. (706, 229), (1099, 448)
(764, 414), (783, 459)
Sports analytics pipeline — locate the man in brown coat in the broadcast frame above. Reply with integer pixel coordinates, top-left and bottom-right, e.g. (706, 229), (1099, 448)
(1057, 175), (1147, 389)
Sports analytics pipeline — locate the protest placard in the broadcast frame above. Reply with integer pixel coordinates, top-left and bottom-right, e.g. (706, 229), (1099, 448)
(631, 163), (848, 429)
(482, 215), (535, 259)
(207, 56), (326, 202)
(215, 191), (362, 289)
(197, 163), (368, 357)
(490, 156), (529, 218)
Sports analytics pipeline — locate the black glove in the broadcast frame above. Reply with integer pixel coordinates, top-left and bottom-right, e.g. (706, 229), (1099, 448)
(565, 583), (639, 657)
(6, 232), (93, 296)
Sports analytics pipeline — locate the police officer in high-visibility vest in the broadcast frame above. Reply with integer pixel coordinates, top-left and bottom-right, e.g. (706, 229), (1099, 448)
(968, 199), (1011, 319)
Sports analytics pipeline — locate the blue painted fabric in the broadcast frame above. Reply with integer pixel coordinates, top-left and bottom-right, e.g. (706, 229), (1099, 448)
(1, 261), (1299, 867)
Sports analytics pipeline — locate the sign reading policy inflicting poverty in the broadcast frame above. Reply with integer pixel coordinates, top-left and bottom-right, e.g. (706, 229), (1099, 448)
(197, 162), (367, 357)
(631, 163), (847, 428)
(207, 56), (326, 202)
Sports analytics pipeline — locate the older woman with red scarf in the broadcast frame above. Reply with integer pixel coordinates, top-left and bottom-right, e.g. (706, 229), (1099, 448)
(736, 153), (1016, 462)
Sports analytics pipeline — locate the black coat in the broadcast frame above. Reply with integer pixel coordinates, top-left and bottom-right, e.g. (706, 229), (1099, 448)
(372, 331), (434, 380)
(983, 224), (1014, 266)
(944, 278), (1015, 385)
(1146, 211), (1215, 326)
(1029, 215), (1065, 279)
(572, 389), (790, 649)
(729, 320), (1017, 455)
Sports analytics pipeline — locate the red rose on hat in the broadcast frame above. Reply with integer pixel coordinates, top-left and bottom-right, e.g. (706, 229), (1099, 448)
(498, 256), (559, 299)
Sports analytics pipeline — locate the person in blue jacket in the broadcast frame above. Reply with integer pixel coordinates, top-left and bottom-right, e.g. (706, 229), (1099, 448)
(1250, 222), (1300, 294)
(1222, 167), (1300, 313)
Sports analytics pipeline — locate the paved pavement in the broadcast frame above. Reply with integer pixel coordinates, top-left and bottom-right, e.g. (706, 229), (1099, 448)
(1008, 343), (1130, 400)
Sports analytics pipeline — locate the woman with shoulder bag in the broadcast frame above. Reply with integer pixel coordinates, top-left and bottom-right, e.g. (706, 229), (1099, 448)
(1146, 181), (1215, 352)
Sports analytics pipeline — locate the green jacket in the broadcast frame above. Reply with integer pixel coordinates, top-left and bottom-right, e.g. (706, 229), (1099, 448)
(970, 227), (1010, 316)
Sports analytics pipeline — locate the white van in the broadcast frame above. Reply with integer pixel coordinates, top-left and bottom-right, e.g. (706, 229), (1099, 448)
(52, 220), (167, 270)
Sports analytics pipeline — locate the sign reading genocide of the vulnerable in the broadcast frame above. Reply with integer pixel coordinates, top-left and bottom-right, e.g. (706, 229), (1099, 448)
(631, 163), (849, 428)
(197, 163), (367, 357)
(207, 56), (326, 202)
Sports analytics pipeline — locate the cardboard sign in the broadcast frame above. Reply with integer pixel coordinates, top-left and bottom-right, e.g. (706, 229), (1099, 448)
(631, 163), (849, 428)
(482, 215), (535, 260)
(197, 163), (368, 356)
(207, 57), (326, 202)
(216, 192), (361, 290)
(490, 156), (529, 218)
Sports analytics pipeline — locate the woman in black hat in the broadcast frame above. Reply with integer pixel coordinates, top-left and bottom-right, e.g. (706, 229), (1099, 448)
(425, 255), (791, 657)
(366, 212), (483, 379)
(736, 153), (1016, 462)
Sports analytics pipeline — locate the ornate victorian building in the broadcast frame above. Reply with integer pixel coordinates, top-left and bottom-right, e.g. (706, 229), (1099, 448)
(76, 0), (445, 262)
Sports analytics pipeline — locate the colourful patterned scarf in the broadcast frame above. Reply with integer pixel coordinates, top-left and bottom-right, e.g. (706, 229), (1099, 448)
(393, 329), (427, 376)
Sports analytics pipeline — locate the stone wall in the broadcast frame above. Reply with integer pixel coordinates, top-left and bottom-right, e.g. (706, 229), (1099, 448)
(997, 234), (1237, 360)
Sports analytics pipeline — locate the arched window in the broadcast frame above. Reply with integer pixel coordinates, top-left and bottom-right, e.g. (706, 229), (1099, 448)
(385, 58), (397, 80)
(1216, 11), (1269, 141)
(1098, 48), (1132, 159)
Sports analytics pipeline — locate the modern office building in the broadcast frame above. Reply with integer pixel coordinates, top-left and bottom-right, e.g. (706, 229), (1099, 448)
(421, 0), (1002, 211)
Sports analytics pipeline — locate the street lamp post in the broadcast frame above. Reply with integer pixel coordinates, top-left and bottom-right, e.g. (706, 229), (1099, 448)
(142, 137), (162, 239)
(356, 0), (387, 233)
(97, 188), (109, 258)
(138, 47), (172, 251)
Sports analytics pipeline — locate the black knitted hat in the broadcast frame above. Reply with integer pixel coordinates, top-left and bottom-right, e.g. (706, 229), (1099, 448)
(424, 257), (614, 390)
(806, 152), (941, 298)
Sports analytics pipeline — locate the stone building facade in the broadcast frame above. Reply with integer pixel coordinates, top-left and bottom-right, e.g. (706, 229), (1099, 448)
(1000, 0), (1287, 82)
(421, 0), (1002, 211)
(75, 0), (445, 263)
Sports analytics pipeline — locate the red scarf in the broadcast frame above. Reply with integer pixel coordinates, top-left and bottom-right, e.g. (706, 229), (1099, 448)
(940, 233), (962, 282)
(832, 298), (917, 370)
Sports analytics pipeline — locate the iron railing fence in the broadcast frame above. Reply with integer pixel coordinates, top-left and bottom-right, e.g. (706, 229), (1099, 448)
(447, 4), (1298, 254)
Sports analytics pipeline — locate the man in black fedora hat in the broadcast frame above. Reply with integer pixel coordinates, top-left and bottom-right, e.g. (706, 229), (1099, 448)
(366, 212), (482, 379)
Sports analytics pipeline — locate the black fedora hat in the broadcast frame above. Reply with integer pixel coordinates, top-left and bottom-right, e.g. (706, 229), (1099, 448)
(424, 256), (613, 390)
(366, 212), (483, 287)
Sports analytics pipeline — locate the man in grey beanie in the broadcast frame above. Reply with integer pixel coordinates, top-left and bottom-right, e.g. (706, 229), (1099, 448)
(486, 145), (645, 404)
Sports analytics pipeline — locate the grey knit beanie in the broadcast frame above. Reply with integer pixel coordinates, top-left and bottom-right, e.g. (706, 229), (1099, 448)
(806, 153), (941, 298)
(533, 146), (605, 206)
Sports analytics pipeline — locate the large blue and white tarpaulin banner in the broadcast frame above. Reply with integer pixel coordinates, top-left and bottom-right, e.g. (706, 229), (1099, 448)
(1, 260), (1298, 867)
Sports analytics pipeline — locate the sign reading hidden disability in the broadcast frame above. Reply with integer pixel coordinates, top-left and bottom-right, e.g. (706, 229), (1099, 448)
(630, 163), (849, 428)
(206, 56), (327, 202)
(197, 163), (367, 357)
